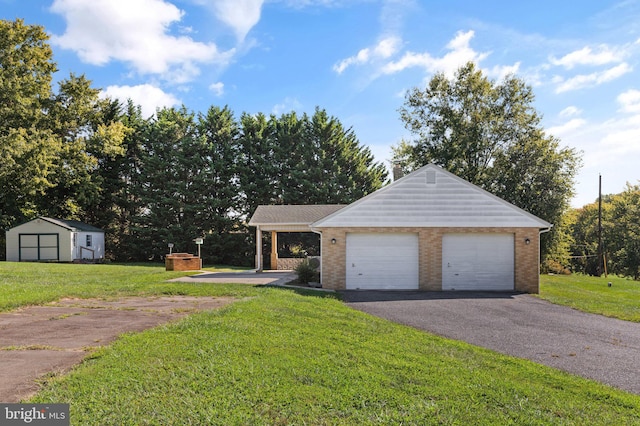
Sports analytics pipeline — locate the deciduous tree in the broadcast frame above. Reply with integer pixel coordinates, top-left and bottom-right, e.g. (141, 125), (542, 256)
(0, 19), (59, 244)
(394, 62), (581, 260)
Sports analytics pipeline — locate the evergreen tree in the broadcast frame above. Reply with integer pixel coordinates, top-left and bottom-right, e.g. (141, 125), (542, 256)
(237, 112), (279, 216)
(196, 105), (246, 264)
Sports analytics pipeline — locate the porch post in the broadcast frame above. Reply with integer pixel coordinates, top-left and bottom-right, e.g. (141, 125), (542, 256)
(255, 227), (262, 271)
(270, 231), (278, 270)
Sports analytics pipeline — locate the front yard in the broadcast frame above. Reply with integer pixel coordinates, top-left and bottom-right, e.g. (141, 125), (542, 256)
(1, 263), (639, 424)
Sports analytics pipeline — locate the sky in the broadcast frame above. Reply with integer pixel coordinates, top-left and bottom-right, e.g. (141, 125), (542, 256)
(2, 0), (640, 208)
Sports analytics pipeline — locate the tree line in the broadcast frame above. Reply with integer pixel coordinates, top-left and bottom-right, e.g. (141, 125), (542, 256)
(568, 184), (640, 279)
(0, 19), (387, 263)
(4, 19), (638, 278)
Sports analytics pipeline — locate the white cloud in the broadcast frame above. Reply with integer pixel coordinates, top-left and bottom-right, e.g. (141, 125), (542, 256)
(381, 30), (489, 78)
(209, 82), (225, 97)
(209, 0), (264, 41)
(559, 106), (582, 118)
(272, 97), (303, 115)
(333, 36), (401, 74)
(485, 62), (521, 81)
(617, 89), (640, 113)
(547, 118), (587, 138)
(554, 62), (632, 93)
(101, 84), (180, 118)
(50, 0), (233, 81)
(600, 123), (640, 154)
(546, 110), (640, 207)
(549, 45), (624, 69)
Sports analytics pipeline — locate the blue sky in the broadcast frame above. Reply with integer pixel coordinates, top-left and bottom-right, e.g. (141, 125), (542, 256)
(3, 0), (640, 208)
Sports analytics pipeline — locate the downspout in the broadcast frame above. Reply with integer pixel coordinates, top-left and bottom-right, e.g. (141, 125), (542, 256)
(536, 225), (553, 292)
(311, 228), (323, 286)
(255, 226), (262, 272)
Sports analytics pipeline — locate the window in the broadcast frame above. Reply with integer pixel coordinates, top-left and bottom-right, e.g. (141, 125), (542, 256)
(86, 235), (92, 247)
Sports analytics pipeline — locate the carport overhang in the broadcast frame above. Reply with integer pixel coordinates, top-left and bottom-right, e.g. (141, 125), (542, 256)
(248, 205), (346, 271)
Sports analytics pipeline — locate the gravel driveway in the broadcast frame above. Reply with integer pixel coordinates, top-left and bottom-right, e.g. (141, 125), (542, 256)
(343, 291), (640, 395)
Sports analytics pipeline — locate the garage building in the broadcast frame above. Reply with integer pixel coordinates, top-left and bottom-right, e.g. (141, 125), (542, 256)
(250, 164), (552, 293)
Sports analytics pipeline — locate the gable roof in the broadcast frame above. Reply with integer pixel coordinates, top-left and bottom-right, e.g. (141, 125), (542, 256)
(52, 218), (104, 233)
(11, 217), (104, 233)
(312, 164), (552, 229)
(249, 205), (346, 227)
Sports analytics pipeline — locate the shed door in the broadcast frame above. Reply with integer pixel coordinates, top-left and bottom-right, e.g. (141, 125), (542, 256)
(442, 234), (514, 291)
(19, 234), (59, 261)
(346, 233), (419, 290)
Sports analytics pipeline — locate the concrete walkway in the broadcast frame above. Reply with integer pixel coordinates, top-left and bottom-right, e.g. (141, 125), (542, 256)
(169, 270), (297, 286)
(343, 291), (640, 395)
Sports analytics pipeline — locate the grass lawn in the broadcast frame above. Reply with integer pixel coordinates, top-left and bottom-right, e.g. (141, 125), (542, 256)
(539, 273), (640, 322)
(1, 263), (639, 424)
(0, 262), (255, 312)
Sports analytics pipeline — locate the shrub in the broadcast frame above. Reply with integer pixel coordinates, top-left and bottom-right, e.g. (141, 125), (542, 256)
(542, 259), (571, 275)
(295, 259), (319, 284)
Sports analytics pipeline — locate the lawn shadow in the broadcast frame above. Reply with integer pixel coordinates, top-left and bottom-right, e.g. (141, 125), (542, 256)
(261, 284), (342, 300)
(341, 290), (523, 303)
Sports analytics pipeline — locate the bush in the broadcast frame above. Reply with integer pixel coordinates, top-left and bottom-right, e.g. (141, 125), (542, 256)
(295, 259), (319, 284)
(542, 259), (571, 275)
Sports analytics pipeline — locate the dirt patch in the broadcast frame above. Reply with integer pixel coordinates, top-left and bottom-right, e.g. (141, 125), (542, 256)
(0, 296), (234, 402)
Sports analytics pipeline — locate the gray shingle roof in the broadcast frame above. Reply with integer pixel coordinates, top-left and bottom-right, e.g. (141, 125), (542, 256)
(41, 217), (104, 232)
(249, 205), (346, 226)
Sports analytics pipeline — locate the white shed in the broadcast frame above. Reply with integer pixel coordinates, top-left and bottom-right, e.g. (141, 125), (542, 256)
(5, 217), (105, 262)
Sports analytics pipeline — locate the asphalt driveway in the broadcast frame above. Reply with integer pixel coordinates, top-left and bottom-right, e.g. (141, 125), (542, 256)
(343, 291), (640, 395)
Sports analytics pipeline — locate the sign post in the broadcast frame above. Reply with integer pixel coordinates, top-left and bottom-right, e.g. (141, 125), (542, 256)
(194, 238), (204, 269)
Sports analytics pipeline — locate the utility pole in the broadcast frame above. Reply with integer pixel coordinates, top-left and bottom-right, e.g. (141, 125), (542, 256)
(597, 174), (603, 276)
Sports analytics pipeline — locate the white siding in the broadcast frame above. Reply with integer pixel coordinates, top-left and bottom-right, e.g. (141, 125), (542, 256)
(313, 165), (551, 229)
(75, 232), (105, 260)
(346, 233), (419, 290)
(5, 218), (103, 262)
(6, 219), (72, 261)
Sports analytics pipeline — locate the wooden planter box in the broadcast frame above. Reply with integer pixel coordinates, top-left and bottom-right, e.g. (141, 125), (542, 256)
(165, 253), (201, 271)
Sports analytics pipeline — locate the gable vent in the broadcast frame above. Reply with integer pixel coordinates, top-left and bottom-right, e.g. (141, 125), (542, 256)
(426, 170), (436, 184)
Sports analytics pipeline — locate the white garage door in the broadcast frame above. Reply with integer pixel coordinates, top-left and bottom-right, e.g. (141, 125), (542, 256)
(346, 233), (419, 290)
(442, 234), (514, 291)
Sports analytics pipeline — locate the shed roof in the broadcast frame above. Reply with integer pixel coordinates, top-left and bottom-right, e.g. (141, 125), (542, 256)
(51, 218), (104, 233)
(312, 164), (552, 229)
(249, 205), (346, 227)
(11, 217), (104, 233)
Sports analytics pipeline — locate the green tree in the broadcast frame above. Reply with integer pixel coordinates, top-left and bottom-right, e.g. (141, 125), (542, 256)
(305, 108), (387, 203)
(607, 184), (640, 279)
(0, 19), (60, 253)
(196, 105), (247, 264)
(134, 107), (200, 260)
(86, 99), (142, 260)
(39, 74), (127, 219)
(237, 108), (387, 213)
(568, 189), (640, 278)
(237, 112), (279, 217)
(133, 106), (245, 264)
(394, 62), (581, 260)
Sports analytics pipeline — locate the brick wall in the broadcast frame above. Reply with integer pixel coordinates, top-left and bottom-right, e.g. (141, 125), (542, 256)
(318, 227), (541, 293)
(277, 257), (305, 270)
